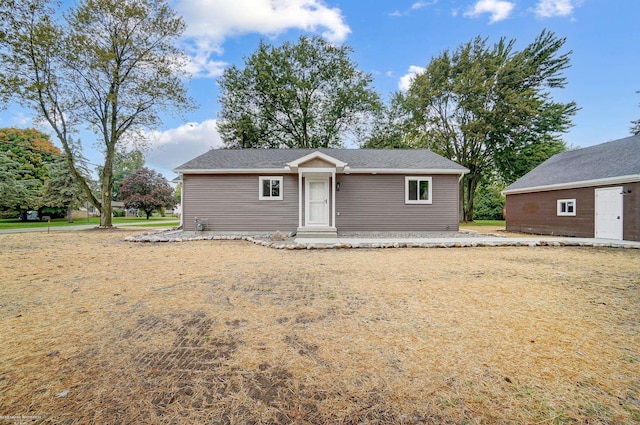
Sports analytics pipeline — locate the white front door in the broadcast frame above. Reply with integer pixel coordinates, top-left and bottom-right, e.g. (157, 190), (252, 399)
(305, 178), (329, 226)
(595, 187), (623, 239)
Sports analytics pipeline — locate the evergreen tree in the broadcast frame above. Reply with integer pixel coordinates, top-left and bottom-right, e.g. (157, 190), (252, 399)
(41, 158), (87, 222)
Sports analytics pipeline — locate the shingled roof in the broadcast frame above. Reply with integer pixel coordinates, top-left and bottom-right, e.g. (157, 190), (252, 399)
(503, 135), (640, 194)
(174, 148), (468, 173)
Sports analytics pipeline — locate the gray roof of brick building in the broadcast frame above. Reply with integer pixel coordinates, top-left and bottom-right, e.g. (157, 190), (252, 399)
(504, 135), (640, 193)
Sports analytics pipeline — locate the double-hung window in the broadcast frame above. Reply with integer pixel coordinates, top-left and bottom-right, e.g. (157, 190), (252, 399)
(259, 176), (283, 200)
(405, 176), (432, 204)
(557, 199), (576, 216)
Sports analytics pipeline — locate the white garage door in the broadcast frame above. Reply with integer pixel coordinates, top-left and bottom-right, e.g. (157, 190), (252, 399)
(595, 187), (623, 239)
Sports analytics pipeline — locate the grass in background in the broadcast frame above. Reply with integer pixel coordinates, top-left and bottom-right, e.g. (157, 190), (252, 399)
(128, 221), (180, 228)
(464, 220), (506, 226)
(460, 220), (506, 234)
(0, 216), (179, 230)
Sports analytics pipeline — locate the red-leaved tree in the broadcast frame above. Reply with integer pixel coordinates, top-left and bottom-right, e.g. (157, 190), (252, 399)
(119, 167), (175, 219)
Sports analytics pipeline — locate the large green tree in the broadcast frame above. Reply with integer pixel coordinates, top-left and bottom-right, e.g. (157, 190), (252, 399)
(0, 0), (194, 227)
(364, 93), (414, 149)
(218, 36), (381, 149)
(0, 128), (61, 219)
(112, 150), (145, 202)
(0, 128), (61, 180)
(97, 149), (145, 201)
(0, 153), (22, 213)
(473, 182), (506, 221)
(396, 30), (577, 221)
(0, 152), (42, 219)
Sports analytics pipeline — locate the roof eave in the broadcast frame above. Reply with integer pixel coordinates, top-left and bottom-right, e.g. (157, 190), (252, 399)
(173, 168), (296, 174)
(175, 167), (469, 175)
(502, 174), (640, 195)
(344, 168), (469, 175)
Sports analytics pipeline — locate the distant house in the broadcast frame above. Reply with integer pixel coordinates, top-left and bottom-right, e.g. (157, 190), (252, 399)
(174, 149), (469, 236)
(72, 203), (101, 219)
(503, 135), (640, 241)
(72, 201), (139, 218)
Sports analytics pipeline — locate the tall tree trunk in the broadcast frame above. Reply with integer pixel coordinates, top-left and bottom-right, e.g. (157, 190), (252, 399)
(67, 205), (73, 223)
(100, 192), (112, 226)
(100, 145), (115, 227)
(464, 175), (480, 222)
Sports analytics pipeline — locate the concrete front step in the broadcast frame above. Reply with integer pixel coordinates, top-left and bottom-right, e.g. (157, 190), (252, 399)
(296, 227), (338, 238)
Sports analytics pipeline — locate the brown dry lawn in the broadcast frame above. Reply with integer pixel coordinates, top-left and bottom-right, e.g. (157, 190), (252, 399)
(1, 229), (639, 424)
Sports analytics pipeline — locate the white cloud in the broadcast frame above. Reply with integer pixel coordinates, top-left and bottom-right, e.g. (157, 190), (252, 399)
(398, 65), (425, 92)
(535, 0), (574, 18)
(0, 109), (35, 127)
(184, 54), (228, 79)
(464, 0), (515, 23)
(411, 1), (436, 10)
(176, 0), (351, 77)
(145, 120), (223, 173)
(179, 37), (228, 78)
(390, 0), (437, 17)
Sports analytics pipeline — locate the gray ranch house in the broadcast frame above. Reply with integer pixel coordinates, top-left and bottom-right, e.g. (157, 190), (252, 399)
(174, 149), (469, 237)
(503, 135), (640, 241)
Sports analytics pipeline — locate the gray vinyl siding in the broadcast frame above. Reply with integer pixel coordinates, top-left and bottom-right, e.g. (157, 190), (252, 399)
(182, 174), (299, 232)
(183, 173), (461, 233)
(335, 174), (460, 232)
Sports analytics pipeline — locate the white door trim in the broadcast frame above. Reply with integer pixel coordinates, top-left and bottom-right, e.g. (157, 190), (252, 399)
(305, 178), (330, 227)
(298, 172), (303, 228)
(595, 186), (623, 239)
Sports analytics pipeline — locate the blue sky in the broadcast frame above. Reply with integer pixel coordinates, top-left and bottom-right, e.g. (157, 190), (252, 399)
(1, 0), (638, 179)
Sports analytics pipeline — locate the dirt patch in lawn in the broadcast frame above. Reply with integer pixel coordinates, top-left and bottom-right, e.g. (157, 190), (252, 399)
(1, 231), (639, 424)
(459, 224), (532, 238)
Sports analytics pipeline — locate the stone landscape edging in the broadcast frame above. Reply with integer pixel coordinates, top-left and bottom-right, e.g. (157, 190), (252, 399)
(124, 231), (640, 250)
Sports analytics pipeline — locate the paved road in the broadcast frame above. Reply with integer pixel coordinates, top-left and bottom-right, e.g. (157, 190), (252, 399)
(0, 221), (180, 234)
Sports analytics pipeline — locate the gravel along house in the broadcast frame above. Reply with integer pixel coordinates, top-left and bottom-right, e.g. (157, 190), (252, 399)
(503, 135), (640, 241)
(174, 149), (469, 237)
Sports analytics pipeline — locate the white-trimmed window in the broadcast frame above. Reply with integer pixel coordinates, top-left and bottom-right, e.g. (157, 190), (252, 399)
(259, 176), (283, 200)
(557, 199), (576, 216)
(405, 176), (432, 204)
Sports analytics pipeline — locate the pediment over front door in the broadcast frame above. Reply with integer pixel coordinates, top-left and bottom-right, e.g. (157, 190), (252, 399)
(286, 151), (347, 172)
